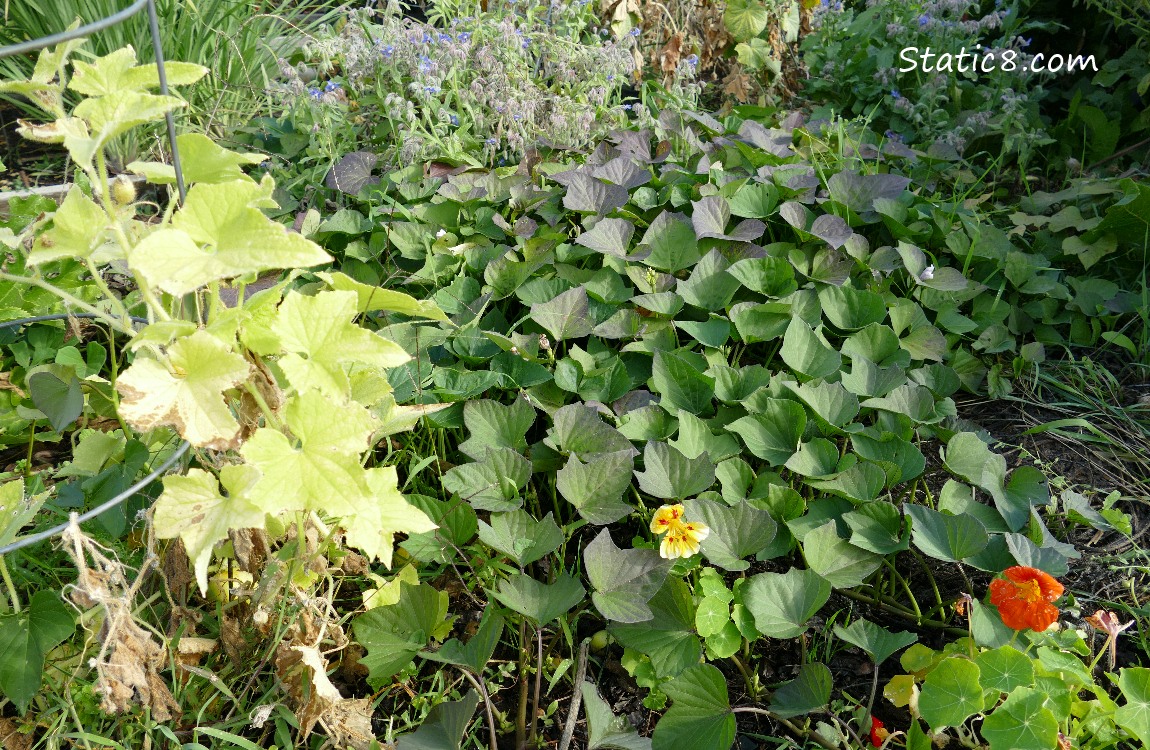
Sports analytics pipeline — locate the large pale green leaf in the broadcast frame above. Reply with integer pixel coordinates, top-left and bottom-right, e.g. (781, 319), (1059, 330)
(635, 441), (715, 500)
(274, 290), (410, 398)
(129, 177), (331, 295)
(241, 391), (377, 516)
(918, 656), (984, 731)
(154, 465), (266, 593)
(129, 133), (264, 185)
(0, 591), (74, 713)
(116, 330), (250, 449)
(741, 569), (831, 639)
(343, 466), (437, 567)
(28, 187), (113, 264)
(319, 271), (448, 321)
(556, 450), (635, 524)
(0, 480), (45, 550)
(68, 47), (206, 97)
(724, 0), (770, 40)
(653, 664), (735, 750)
(585, 530), (672, 623)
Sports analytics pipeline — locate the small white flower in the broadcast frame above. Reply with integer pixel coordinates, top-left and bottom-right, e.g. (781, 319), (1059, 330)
(539, 334), (551, 352)
(920, 265), (935, 281)
(872, 269), (881, 280)
(510, 346), (519, 355)
(435, 229), (447, 238)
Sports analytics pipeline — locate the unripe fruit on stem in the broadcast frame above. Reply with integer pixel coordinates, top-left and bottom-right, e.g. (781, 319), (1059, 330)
(590, 629), (610, 652)
(111, 176), (136, 205)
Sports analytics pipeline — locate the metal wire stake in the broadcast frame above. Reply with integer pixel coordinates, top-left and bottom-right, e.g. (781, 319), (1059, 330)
(145, 0), (187, 204)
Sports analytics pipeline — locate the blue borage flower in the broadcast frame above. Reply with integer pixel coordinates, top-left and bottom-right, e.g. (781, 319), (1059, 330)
(686, 54), (698, 66)
(307, 87), (322, 100)
(449, 114), (459, 126)
(323, 81), (341, 93)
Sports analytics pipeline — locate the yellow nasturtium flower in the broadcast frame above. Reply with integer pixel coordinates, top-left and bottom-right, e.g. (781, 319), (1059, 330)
(650, 504), (710, 559)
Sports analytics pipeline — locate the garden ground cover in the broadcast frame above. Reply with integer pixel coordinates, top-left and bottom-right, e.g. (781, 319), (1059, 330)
(0, 1), (1148, 749)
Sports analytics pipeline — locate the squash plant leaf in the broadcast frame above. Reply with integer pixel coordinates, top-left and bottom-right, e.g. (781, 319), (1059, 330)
(343, 467), (437, 567)
(28, 187), (112, 265)
(651, 664), (735, 750)
(273, 289), (411, 399)
(130, 177), (331, 296)
(129, 132), (265, 185)
(319, 271), (448, 321)
(153, 465), (266, 594)
(116, 330), (250, 450)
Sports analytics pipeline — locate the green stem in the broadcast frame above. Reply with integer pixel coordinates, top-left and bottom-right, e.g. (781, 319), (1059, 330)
(242, 381), (282, 431)
(731, 707), (839, 750)
(729, 655), (758, 699)
(0, 273), (133, 335)
(0, 556), (21, 613)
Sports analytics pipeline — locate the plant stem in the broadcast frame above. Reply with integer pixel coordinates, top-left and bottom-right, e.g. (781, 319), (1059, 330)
(0, 556), (20, 613)
(729, 655), (758, 699)
(516, 618), (528, 750)
(461, 669), (500, 750)
(557, 638), (590, 750)
(0, 273), (133, 335)
(242, 381), (281, 431)
(731, 707), (840, 750)
(528, 624), (543, 746)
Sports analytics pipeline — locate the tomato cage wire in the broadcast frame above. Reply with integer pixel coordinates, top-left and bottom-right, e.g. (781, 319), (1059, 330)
(0, 0), (188, 203)
(0, 314), (192, 556)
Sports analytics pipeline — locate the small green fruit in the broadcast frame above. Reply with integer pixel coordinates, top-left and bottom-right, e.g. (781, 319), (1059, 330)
(111, 176), (136, 205)
(590, 630), (610, 652)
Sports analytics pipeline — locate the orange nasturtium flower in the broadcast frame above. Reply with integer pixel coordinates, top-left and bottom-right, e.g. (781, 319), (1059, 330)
(869, 716), (890, 747)
(989, 566), (1064, 632)
(650, 504), (709, 559)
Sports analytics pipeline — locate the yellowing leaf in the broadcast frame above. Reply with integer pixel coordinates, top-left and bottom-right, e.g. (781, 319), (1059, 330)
(68, 47), (206, 97)
(128, 133), (266, 185)
(128, 177), (331, 295)
(15, 116), (88, 145)
(273, 290), (410, 398)
(116, 330), (250, 449)
(153, 465), (265, 593)
(373, 395), (452, 438)
(341, 467), (436, 566)
(69, 91), (187, 166)
(240, 391), (377, 516)
(28, 187), (116, 265)
(318, 271), (449, 321)
(363, 564), (420, 609)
